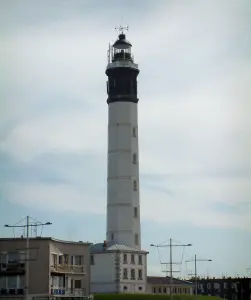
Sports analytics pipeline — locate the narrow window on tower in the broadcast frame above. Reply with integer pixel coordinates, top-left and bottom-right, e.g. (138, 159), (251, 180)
(106, 81), (109, 94)
(133, 153), (137, 164)
(132, 127), (137, 137)
(134, 207), (138, 218)
(133, 180), (137, 191)
(111, 233), (114, 240)
(135, 234), (139, 246)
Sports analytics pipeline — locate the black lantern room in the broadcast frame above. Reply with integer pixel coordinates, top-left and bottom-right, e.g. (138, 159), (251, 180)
(106, 33), (140, 104)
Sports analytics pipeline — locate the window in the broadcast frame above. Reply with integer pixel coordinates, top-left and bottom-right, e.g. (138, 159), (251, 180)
(19, 251), (25, 263)
(131, 254), (135, 264)
(138, 255), (142, 265)
(52, 254), (57, 266)
(74, 280), (82, 289)
(8, 252), (18, 263)
(8, 276), (17, 289)
(133, 180), (137, 191)
(123, 268), (128, 279)
(0, 277), (7, 289)
(133, 154), (137, 164)
(74, 255), (83, 265)
(138, 269), (142, 280)
(59, 276), (64, 287)
(130, 269), (135, 280)
(123, 286), (127, 290)
(153, 287), (156, 293)
(123, 254), (127, 264)
(135, 234), (139, 246)
(90, 255), (94, 265)
(139, 286), (142, 291)
(64, 254), (69, 264)
(111, 233), (114, 240)
(163, 287), (166, 293)
(158, 287), (161, 293)
(132, 127), (137, 137)
(58, 255), (63, 265)
(1, 253), (7, 264)
(134, 207), (138, 218)
(19, 276), (25, 288)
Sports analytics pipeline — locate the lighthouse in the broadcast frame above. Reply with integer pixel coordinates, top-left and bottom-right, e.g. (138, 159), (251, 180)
(106, 29), (141, 249)
(90, 29), (148, 294)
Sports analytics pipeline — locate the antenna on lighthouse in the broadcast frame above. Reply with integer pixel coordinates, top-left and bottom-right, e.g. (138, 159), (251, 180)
(115, 25), (129, 34)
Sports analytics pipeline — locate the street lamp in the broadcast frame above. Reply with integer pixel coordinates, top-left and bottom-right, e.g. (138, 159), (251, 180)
(185, 254), (212, 300)
(151, 239), (192, 300)
(4, 216), (52, 300)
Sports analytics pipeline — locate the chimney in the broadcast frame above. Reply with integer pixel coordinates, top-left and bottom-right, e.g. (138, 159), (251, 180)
(103, 240), (107, 249)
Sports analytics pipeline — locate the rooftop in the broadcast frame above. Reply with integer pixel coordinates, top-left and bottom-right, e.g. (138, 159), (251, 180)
(91, 242), (148, 254)
(0, 237), (91, 245)
(147, 276), (193, 286)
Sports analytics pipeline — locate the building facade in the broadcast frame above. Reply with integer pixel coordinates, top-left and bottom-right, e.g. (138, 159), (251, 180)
(90, 242), (148, 294)
(106, 30), (141, 250)
(146, 276), (193, 295)
(0, 237), (91, 299)
(190, 277), (251, 300)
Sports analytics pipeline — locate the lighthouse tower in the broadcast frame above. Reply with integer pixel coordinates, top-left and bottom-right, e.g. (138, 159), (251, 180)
(106, 29), (141, 249)
(90, 30), (148, 294)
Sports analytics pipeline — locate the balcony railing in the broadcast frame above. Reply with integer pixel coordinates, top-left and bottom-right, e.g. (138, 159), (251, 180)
(50, 264), (85, 274)
(51, 287), (86, 296)
(0, 262), (25, 274)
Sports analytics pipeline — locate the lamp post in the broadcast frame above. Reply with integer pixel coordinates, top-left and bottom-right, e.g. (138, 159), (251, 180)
(151, 239), (192, 300)
(185, 254), (212, 300)
(4, 216), (52, 300)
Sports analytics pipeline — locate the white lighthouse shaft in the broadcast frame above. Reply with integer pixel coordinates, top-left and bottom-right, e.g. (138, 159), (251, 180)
(107, 101), (141, 249)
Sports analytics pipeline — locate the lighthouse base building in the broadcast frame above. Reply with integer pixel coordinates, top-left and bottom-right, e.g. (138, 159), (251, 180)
(90, 242), (148, 294)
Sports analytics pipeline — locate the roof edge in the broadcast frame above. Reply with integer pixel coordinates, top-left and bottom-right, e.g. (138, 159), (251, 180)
(0, 237), (92, 245)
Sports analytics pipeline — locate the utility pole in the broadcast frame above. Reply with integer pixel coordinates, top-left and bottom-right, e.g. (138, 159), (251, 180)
(151, 239), (192, 300)
(26, 216), (29, 300)
(170, 238), (173, 298)
(186, 254), (212, 300)
(4, 216), (52, 300)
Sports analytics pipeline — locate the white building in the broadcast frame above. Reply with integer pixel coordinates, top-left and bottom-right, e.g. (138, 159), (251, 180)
(90, 242), (148, 294)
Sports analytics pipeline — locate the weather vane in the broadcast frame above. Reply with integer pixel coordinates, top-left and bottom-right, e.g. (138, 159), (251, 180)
(115, 25), (129, 34)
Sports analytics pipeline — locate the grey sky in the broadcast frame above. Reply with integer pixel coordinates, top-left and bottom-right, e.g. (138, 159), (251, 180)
(1, 0), (251, 276)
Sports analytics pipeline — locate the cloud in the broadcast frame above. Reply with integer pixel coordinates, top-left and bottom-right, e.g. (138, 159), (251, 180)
(0, 0), (251, 231)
